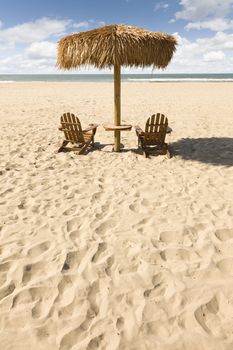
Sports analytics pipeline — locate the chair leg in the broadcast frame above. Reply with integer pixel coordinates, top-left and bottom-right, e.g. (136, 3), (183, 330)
(91, 128), (98, 146)
(58, 140), (69, 153)
(166, 144), (172, 159)
(78, 140), (91, 155)
(141, 144), (148, 158)
(91, 135), (95, 146)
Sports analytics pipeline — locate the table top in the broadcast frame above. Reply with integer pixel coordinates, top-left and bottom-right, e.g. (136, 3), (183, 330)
(103, 124), (132, 131)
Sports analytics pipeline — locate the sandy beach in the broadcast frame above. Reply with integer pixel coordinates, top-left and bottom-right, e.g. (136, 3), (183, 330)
(1, 82), (233, 350)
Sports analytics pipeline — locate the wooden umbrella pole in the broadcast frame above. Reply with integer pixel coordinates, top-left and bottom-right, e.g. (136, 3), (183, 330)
(114, 64), (121, 152)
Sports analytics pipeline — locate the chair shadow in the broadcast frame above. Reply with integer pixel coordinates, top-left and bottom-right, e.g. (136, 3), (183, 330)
(170, 137), (233, 166)
(89, 142), (108, 152)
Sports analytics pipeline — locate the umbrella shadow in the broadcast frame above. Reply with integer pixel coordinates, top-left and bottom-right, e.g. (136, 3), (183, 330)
(92, 142), (140, 154)
(171, 137), (233, 166)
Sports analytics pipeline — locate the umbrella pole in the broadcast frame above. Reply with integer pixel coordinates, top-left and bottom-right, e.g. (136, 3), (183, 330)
(114, 64), (121, 152)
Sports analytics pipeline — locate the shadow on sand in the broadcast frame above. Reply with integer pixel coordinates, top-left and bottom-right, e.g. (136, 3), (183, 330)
(67, 138), (233, 166)
(171, 137), (233, 166)
(92, 142), (141, 154)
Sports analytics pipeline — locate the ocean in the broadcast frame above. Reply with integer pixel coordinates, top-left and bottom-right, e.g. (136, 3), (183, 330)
(0, 73), (233, 83)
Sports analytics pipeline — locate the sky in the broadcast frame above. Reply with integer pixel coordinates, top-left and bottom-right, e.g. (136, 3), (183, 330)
(0, 0), (232, 74)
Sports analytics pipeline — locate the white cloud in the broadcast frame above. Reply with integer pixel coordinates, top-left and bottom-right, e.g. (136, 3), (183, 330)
(25, 41), (57, 59)
(154, 2), (169, 12)
(0, 17), (71, 44)
(73, 21), (90, 29)
(1, 30), (231, 74)
(167, 31), (233, 72)
(196, 31), (233, 50)
(0, 54), (56, 74)
(0, 16), (232, 73)
(97, 21), (106, 27)
(0, 17), (107, 73)
(175, 0), (233, 21)
(0, 18), (107, 47)
(174, 0), (233, 32)
(203, 50), (226, 61)
(73, 20), (105, 30)
(185, 18), (233, 31)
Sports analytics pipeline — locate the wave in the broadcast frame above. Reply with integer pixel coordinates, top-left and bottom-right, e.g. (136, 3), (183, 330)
(126, 78), (233, 82)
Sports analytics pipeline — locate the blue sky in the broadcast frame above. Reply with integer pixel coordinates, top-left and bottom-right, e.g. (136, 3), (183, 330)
(0, 0), (232, 73)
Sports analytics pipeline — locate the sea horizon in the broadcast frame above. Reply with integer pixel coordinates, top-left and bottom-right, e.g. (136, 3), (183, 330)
(1, 73), (233, 83)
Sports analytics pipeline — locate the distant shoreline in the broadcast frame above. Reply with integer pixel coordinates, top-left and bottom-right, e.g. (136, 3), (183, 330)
(0, 73), (233, 83)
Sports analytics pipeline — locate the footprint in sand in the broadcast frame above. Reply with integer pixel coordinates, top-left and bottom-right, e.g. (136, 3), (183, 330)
(129, 198), (151, 213)
(0, 281), (15, 301)
(0, 271), (8, 286)
(87, 280), (100, 316)
(116, 317), (125, 332)
(159, 231), (183, 244)
(206, 295), (219, 314)
(12, 286), (53, 316)
(195, 304), (212, 334)
(36, 320), (56, 341)
(59, 320), (90, 350)
(22, 261), (48, 285)
(36, 326), (50, 340)
(66, 217), (81, 232)
(0, 261), (11, 272)
(31, 286), (57, 319)
(90, 191), (102, 203)
(194, 295), (222, 336)
(62, 250), (85, 272)
(58, 295), (83, 319)
(68, 228), (81, 243)
(129, 202), (140, 213)
(32, 291), (56, 319)
(27, 241), (51, 258)
(94, 204), (109, 222)
(12, 289), (33, 307)
(217, 258), (233, 275)
(57, 275), (76, 297)
(160, 248), (197, 261)
(144, 273), (163, 298)
(31, 300), (47, 319)
(87, 335), (104, 350)
(95, 220), (117, 236)
(60, 327), (79, 350)
(91, 243), (107, 263)
(215, 228), (233, 241)
(63, 205), (77, 216)
(105, 256), (115, 277)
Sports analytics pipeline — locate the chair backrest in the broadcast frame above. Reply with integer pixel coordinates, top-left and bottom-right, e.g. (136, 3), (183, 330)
(60, 113), (84, 143)
(144, 113), (168, 145)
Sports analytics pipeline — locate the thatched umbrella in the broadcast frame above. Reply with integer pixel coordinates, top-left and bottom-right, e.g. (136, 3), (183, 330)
(57, 24), (177, 152)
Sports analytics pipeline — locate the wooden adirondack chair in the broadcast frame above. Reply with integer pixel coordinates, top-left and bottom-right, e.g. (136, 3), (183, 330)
(58, 112), (98, 154)
(135, 113), (172, 158)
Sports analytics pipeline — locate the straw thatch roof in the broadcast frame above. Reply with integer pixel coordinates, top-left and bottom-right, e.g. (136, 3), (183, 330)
(57, 24), (177, 70)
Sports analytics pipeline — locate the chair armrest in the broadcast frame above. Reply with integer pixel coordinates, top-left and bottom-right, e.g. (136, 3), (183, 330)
(83, 124), (98, 133)
(58, 125), (63, 131)
(166, 126), (172, 133)
(134, 125), (144, 136)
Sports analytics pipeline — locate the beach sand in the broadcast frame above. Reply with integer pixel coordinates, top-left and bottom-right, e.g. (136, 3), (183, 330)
(0, 82), (233, 350)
